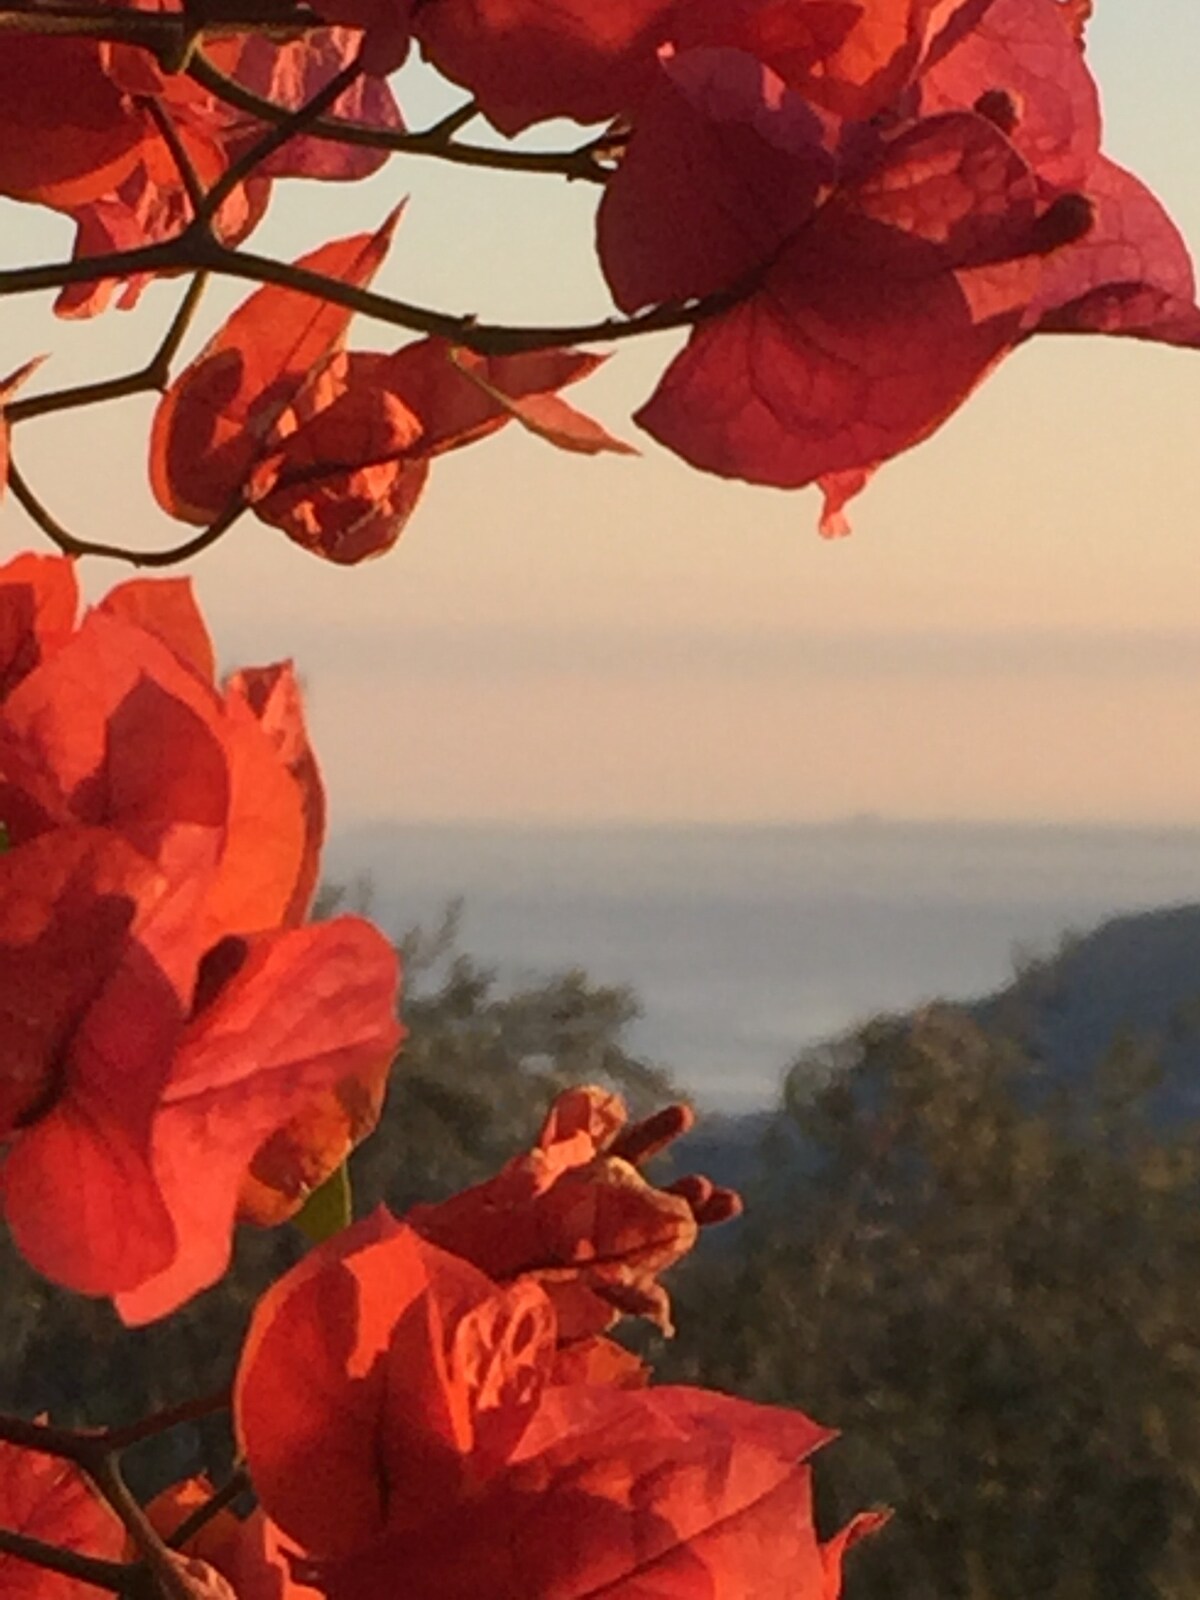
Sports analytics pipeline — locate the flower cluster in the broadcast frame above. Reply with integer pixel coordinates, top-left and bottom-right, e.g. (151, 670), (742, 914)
(0, 559), (881, 1597)
(0, 553), (401, 1321)
(168, 1091), (879, 1599)
(1, 0), (1194, 547)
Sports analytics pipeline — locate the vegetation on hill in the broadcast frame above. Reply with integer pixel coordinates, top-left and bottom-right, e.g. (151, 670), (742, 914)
(661, 989), (1200, 1599)
(4, 899), (1200, 1589)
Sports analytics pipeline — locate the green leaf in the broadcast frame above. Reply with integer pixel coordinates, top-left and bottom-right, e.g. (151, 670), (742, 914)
(294, 1163), (352, 1245)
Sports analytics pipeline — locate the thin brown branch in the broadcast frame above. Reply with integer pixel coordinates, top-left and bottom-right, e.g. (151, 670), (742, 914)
(0, 1413), (101, 1465)
(1, 211), (725, 364)
(0, 238), (186, 297)
(419, 99), (479, 142)
(0, 1527), (135, 1593)
(0, 0), (321, 56)
(0, 1402), (234, 1599)
(0, 233), (719, 350)
(8, 368), (160, 423)
(153, 270), (210, 378)
(8, 273), (208, 423)
(86, 1456), (194, 1600)
(199, 58), (365, 223)
(186, 52), (610, 182)
(144, 100), (208, 219)
(208, 240), (726, 351)
(8, 459), (105, 555)
(166, 1468), (250, 1550)
(8, 458), (247, 567)
(0, 1388), (228, 1460)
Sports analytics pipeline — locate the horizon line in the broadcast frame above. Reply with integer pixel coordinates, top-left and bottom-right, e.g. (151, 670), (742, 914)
(328, 814), (1200, 837)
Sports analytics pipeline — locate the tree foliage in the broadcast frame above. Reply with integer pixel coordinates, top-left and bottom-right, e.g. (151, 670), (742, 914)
(662, 994), (1200, 1598)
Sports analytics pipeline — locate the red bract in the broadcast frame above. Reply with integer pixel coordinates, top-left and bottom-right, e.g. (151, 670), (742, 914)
(316, 1390), (885, 1600)
(143, 1478), (315, 1600)
(0, 551), (76, 701)
(632, 99), (1047, 527)
(407, 1085), (739, 1337)
(0, 816), (400, 1321)
(0, 557), (403, 1319)
(202, 31), (404, 182)
(412, 0), (982, 136)
(235, 1212), (555, 1555)
(150, 216), (402, 525)
(0, 39), (147, 209)
(673, 0), (979, 121)
(153, 237), (625, 561)
(111, 915), (403, 1324)
(39, 31), (402, 318)
(0, 573), (319, 955)
(413, 0), (675, 134)
(247, 341), (631, 563)
(234, 1203), (879, 1598)
(0, 1436), (123, 1600)
(306, 0), (414, 75)
(616, 0), (1200, 531)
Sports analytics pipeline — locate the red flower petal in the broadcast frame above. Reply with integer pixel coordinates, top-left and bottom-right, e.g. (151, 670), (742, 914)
(224, 662), (326, 925)
(115, 916), (401, 1324)
(637, 112), (1040, 496)
(407, 1085), (705, 1337)
(97, 577), (217, 682)
(0, 39), (147, 208)
(598, 47), (834, 313)
(0, 608), (319, 954)
(235, 1214), (554, 1555)
(1032, 156), (1200, 344)
(150, 214), (401, 525)
(208, 31), (406, 173)
(413, 0), (675, 134)
(249, 341), (615, 561)
(920, 0), (1101, 189)
(316, 1387), (844, 1600)
(0, 550), (78, 701)
(1, 830), (183, 1297)
(0, 1439), (123, 1600)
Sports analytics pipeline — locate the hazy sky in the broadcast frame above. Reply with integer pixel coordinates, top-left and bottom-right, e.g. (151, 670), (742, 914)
(3, 6), (1199, 828)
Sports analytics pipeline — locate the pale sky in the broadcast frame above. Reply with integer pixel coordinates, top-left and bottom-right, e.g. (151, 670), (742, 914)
(2, 5), (1199, 828)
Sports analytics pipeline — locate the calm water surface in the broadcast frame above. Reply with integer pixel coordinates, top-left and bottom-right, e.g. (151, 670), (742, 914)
(326, 822), (1200, 1111)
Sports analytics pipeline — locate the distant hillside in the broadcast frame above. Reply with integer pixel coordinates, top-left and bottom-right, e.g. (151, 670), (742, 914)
(676, 899), (1200, 1190)
(978, 900), (1200, 1118)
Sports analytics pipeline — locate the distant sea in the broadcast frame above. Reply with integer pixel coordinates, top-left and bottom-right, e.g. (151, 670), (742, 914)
(324, 822), (1200, 1113)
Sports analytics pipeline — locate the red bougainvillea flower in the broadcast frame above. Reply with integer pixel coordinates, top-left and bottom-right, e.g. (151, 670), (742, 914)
(604, 0), (1200, 532)
(150, 216), (403, 528)
(142, 1477), (317, 1600)
(0, 560), (322, 956)
(234, 1206), (883, 1598)
(0, 822), (400, 1322)
(0, 27), (402, 317)
(151, 218), (629, 562)
(0, 38), (149, 211)
(408, 1085), (740, 1338)
(305, 0), (414, 74)
(412, 0), (987, 136)
(0, 1434), (124, 1600)
(244, 340), (634, 563)
(0, 556), (403, 1320)
(0, 552), (77, 700)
